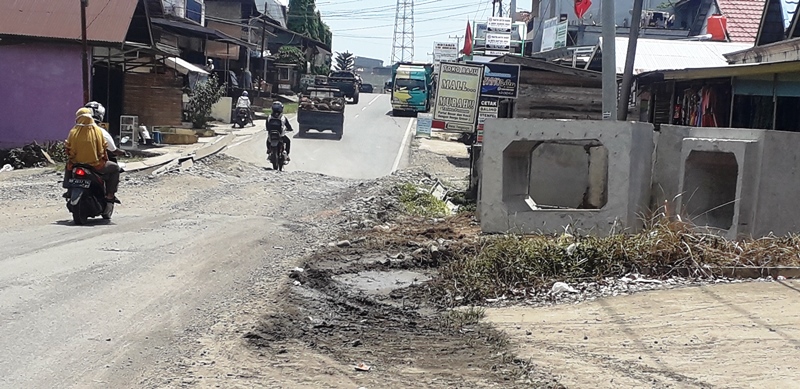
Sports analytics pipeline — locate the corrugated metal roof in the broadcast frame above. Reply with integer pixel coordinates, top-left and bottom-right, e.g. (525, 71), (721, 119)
(600, 37), (753, 74)
(0, 0), (140, 43)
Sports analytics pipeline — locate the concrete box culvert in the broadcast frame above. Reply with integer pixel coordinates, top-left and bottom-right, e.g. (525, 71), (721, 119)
(480, 118), (655, 236)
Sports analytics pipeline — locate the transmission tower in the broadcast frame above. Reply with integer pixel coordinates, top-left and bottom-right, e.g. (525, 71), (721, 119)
(391, 0), (414, 64)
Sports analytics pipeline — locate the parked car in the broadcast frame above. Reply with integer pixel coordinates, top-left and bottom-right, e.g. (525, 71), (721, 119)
(359, 83), (374, 93)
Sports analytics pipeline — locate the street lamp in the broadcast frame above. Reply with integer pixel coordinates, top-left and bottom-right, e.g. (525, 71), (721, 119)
(81, 0), (90, 103)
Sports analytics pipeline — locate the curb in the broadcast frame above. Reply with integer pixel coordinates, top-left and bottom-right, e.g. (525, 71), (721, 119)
(124, 132), (238, 174)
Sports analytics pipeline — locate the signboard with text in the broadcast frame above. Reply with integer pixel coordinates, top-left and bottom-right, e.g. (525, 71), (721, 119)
(433, 41), (459, 63)
(541, 17), (568, 51)
(487, 17), (512, 33)
(476, 97), (499, 145)
(432, 62), (484, 133)
(416, 113), (433, 138)
(468, 62), (521, 99)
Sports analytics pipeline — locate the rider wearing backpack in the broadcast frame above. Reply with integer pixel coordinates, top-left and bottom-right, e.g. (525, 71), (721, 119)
(266, 101), (293, 161)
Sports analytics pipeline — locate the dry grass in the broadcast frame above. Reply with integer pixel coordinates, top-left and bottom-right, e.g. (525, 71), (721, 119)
(435, 219), (800, 304)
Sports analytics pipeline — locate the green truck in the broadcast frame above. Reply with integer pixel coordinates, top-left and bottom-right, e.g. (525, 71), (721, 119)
(391, 62), (434, 116)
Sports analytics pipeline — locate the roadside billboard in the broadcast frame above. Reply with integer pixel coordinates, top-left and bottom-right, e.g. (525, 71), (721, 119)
(541, 17), (568, 51)
(476, 97), (499, 145)
(433, 41), (459, 63)
(433, 62), (484, 132)
(468, 62), (521, 99)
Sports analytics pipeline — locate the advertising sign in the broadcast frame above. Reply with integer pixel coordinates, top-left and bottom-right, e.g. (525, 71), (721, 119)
(541, 17), (568, 51)
(485, 33), (511, 51)
(469, 62), (521, 99)
(487, 17), (512, 33)
(416, 113), (433, 138)
(476, 97), (499, 145)
(433, 62), (484, 132)
(433, 41), (459, 63)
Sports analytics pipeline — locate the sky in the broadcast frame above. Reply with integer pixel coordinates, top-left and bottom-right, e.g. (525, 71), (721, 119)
(278, 0), (505, 65)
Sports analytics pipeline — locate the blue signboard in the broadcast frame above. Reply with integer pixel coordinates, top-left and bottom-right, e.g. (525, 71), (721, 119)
(478, 62), (520, 99)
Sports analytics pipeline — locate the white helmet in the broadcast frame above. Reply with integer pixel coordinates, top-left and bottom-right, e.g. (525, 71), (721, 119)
(84, 101), (106, 122)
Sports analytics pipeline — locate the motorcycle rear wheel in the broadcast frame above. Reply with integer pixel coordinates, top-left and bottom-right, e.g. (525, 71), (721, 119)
(72, 202), (88, 225)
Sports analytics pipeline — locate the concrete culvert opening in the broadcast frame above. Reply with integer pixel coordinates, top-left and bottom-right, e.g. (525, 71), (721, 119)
(527, 140), (609, 210)
(682, 151), (738, 230)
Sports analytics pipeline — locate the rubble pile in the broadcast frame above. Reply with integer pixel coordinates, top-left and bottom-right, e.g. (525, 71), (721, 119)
(299, 96), (345, 112)
(0, 142), (56, 170)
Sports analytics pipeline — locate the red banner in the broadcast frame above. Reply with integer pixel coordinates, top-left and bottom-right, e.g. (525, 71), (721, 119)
(574, 0), (592, 19)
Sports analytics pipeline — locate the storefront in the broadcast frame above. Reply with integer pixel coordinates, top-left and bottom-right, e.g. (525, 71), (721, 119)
(637, 61), (800, 131)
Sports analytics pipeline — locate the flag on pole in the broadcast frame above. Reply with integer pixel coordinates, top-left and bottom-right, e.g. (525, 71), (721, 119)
(461, 21), (473, 56)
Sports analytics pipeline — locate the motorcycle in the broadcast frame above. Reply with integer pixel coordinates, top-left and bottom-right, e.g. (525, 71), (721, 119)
(267, 128), (287, 171)
(233, 107), (250, 128)
(65, 164), (121, 225)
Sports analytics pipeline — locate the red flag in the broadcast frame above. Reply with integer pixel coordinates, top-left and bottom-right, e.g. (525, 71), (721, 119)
(462, 21), (473, 56)
(574, 0), (592, 19)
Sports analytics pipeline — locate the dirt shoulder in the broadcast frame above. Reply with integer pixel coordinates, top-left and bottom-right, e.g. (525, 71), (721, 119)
(485, 280), (800, 389)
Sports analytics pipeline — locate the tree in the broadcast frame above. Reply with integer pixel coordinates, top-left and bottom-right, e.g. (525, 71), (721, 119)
(334, 51), (354, 72)
(187, 75), (225, 129)
(276, 46), (307, 69)
(287, 0), (332, 46)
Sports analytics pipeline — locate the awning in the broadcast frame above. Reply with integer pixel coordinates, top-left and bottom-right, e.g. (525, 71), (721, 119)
(164, 57), (209, 75)
(639, 60), (800, 81)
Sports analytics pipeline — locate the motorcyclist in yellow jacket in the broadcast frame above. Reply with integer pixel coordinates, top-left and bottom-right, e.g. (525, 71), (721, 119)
(63, 107), (120, 201)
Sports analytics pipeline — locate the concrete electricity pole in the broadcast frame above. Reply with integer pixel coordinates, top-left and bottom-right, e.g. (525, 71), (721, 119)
(617, 0), (644, 120)
(80, 0), (90, 103)
(449, 34), (464, 52)
(601, 0), (617, 120)
(510, 0), (516, 21)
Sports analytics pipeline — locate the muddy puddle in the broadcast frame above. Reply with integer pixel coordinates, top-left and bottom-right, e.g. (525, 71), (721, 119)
(244, 247), (563, 388)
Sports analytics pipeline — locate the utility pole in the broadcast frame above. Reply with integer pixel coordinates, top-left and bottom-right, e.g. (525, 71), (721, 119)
(449, 34), (464, 53)
(601, 0), (617, 120)
(510, 0), (516, 21)
(617, 0), (644, 120)
(80, 0), (90, 103)
(261, 3), (268, 93)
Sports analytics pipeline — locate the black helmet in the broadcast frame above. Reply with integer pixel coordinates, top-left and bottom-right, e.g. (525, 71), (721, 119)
(84, 101), (106, 122)
(271, 101), (284, 114)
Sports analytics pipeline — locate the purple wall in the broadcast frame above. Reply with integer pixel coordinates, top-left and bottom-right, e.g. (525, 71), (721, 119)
(0, 42), (84, 148)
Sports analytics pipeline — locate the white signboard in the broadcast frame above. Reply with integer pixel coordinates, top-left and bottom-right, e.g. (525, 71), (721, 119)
(485, 33), (511, 51)
(434, 41), (459, 62)
(541, 17), (568, 52)
(433, 62), (484, 131)
(487, 17), (512, 33)
(416, 113), (433, 138)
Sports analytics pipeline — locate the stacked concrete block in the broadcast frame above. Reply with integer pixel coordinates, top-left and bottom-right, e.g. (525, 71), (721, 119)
(654, 126), (800, 239)
(480, 118), (655, 236)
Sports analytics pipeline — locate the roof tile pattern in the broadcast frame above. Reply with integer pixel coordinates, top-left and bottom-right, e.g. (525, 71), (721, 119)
(0, 0), (139, 43)
(716, 0), (768, 43)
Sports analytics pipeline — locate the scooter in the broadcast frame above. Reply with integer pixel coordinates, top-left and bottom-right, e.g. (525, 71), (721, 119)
(233, 107), (251, 128)
(267, 129), (287, 171)
(65, 164), (120, 225)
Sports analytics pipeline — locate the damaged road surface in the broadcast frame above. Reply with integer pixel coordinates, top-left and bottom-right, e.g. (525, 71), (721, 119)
(0, 156), (360, 388)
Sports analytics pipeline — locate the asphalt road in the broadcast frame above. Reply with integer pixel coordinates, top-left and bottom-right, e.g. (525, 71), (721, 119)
(225, 93), (416, 179)
(0, 93), (416, 388)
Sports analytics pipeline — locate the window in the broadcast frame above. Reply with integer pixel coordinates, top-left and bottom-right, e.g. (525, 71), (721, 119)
(279, 67), (290, 81)
(394, 78), (426, 92)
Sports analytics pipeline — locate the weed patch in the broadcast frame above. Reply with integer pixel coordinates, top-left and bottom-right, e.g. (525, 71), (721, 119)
(433, 220), (800, 304)
(396, 183), (449, 218)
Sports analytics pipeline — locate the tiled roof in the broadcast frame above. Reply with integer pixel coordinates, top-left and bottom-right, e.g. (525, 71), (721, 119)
(716, 0), (767, 43)
(0, 0), (139, 44)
